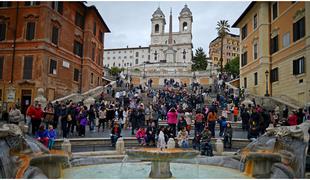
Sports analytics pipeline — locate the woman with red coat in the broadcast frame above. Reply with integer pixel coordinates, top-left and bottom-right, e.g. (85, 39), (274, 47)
(288, 110), (298, 126)
(30, 103), (44, 135)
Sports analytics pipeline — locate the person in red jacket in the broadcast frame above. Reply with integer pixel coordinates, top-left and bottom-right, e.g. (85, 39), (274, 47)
(30, 103), (44, 135)
(288, 110), (298, 126)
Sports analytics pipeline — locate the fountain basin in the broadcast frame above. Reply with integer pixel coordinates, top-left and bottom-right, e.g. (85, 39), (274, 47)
(63, 162), (250, 179)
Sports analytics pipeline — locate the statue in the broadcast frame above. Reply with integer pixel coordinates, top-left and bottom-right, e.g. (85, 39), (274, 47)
(34, 88), (47, 110)
(157, 131), (166, 150)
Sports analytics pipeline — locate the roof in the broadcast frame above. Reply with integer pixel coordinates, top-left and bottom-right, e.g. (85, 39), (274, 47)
(209, 32), (240, 45)
(104, 46), (150, 51)
(180, 4), (192, 15)
(82, 2), (111, 33)
(152, 7), (165, 18)
(232, 2), (256, 28)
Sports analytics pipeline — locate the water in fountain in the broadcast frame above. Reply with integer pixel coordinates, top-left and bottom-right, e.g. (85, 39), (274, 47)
(0, 140), (16, 178)
(119, 154), (128, 178)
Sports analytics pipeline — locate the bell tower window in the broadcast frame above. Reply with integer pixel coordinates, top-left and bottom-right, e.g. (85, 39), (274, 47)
(155, 24), (159, 33)
(183, 22), (188, 31)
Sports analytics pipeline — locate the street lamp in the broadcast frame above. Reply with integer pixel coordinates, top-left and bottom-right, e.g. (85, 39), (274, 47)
(265, 70), (269, 97)
(143, 61), (146, 79)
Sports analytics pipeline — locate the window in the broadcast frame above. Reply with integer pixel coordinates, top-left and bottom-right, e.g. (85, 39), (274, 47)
(183, 22), (188, 31)
(73, 40), (83, 57)
(241, 24), (247, 40)
(148, 55), (150, 60)
(135, 52), (139, 57)
(155, 24), (159, 33)
(244, 77), (247, 88)
(99, 31), (103, 43)
(293, 57), (305, 75)
(23, 56), (33, 80)
(90, 73), (93, 84)
(293, 17), (305, 42)
(113, 62), (115, 66)
(272, 2), (278, 20)
(75, 12), (84, 29)
(0, 56), (3, 79)
(93, 22), (96, 35)
(0, 23), (6, 41)
(282, 32), (290, 48)
(254, 72), (258, 85)
(270, 68), (279, 83)
(0, 2), (12, 7)
(26, 22), (35, 40)
(135, 59), (138, 64)
(49, 59), (57, 74)
(52, 1), (63, 14)
(253, 14), (257, 29)
(74, 68), (79, 82)
(253, 43), (258, 59)
(124, 56), (127, 59)
(271, 35), (279, 54)
(24, 1), (40, 6)
(118, 63), (120, 67)
(51, 26), (59, 45)
(130, 63), (132, 66)
(241, 51), (247, 67)
(91, 44), (95, 61)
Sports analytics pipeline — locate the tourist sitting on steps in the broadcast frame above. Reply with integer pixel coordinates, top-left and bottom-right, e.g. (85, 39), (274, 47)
(177, 127), (189, 148)
(47, 125), (56, 150)
(111, 121), (121, 147)
(36, 125), (49, 147)
(136, 127), (147, 146)
(200, 126), (213, 156)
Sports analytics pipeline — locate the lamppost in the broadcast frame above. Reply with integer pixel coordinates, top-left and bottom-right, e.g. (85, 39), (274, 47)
(143, 61), (146, 79)
(265, 70), (269, 97)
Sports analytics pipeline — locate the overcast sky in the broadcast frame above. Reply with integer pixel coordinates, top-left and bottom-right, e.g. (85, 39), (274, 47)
(88, 1), (250, 56)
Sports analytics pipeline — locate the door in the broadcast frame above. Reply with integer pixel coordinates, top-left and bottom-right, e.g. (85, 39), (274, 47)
(21, 90), (32, 116)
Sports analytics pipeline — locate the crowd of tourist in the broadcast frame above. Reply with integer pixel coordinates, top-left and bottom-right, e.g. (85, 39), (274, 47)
(1, 74), (310, 154)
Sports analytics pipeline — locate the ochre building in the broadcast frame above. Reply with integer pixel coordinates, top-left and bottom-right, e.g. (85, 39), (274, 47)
(0, 1), (110, 113)
(209, 33), (240, 67)
(233, 1), (310, 107)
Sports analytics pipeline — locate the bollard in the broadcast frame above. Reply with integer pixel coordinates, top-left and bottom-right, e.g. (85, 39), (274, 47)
(61, 138), (71, 155)
(116, 138), (125, 154)
(167, 138), (175, 149)
(215, 138), (224, 155)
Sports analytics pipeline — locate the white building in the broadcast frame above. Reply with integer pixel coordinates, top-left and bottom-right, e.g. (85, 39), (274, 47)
(103, 46), (149, 68)
(103, 5), (193, 68)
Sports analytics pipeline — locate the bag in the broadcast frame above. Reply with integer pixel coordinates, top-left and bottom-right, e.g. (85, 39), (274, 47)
(67, 114), (72, 121)
(95, 118), (99, 126)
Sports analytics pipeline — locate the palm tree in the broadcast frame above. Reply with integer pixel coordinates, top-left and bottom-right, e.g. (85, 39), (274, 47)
(216, 20), (230, 74)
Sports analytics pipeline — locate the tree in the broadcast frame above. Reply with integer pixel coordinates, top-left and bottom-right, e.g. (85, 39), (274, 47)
(192, 47), (208, 71)
(216, 20), (230, 74)
(224, 56), (239, 77)
(109, 67), (123, 76)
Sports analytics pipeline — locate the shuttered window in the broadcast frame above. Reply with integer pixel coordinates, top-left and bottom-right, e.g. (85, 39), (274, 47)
(0, 56), (3, 80)
(254, 72), (258, 85)
(293, 57), (305, 75)
(52, 1), (63, 15)
(51, 26), (59, 45)
(241, 51), (247, 67)
(270, 68), (279, 83)
(75, 12), (84, 29)
(0, 23), (6, 41)
(74, 68), (79, 82)
(23, 56), (33, 80)
(49, 59), (57, 75)
(270, 35), (278, 54)
(73, 41), (83, 57)
(241, 24), (247, 40)
(26, 22), (35, 40)
(293, 17), (305, 42)
(24, 1), (40, 6)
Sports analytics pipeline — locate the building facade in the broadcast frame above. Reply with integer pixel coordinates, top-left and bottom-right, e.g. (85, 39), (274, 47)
(103, 5), (193, 68)
(103, 46), (150, 68)
(209, 33), (240, 67)
(232, 1), (310, 107)
(0, 1), (110, 113)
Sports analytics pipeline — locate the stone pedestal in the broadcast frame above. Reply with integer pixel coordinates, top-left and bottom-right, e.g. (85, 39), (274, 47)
(149, 161), (172, 178)
(61, 139), (71, 155)
(215, 139), (224, 155)
(116, 138), (125, 154)
(167, 138), (175, 149)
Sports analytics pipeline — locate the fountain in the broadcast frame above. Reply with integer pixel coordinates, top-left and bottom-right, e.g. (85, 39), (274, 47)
(126, 148), (199, 178)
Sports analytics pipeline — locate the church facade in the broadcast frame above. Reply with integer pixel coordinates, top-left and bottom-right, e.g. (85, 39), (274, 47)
(103, 5), (193, 68)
